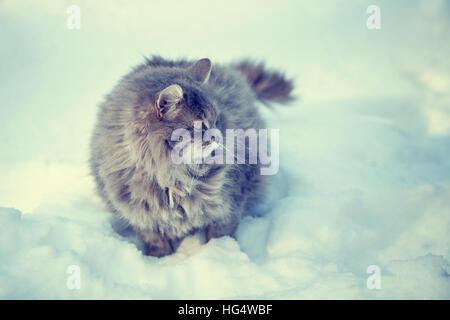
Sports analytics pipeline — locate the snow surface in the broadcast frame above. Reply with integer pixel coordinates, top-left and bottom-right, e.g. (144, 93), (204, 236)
(0, 0), (449, 299)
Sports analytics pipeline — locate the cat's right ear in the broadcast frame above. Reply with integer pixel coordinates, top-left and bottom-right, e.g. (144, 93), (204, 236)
(154, 84), (183, 119)
(189, 58), (212, 84)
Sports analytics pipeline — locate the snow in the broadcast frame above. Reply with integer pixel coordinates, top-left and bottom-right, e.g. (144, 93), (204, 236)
(0, 0), (449, 299)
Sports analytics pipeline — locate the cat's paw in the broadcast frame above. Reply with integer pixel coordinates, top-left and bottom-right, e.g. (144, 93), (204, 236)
(144, 241), (174, 257)
(176, 232), (206, 255)
(139, 230), (174, 257)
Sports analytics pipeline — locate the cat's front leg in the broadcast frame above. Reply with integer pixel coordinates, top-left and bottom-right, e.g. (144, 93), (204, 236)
(138, 229), (174, 257)
(205, 216), (240, 242)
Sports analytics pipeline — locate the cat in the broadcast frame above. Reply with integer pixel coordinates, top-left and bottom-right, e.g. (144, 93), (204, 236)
(90, 56), (293, 257)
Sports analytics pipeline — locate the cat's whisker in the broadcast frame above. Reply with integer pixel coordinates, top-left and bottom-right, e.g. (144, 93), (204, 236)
(171, 186), (186, 197)
(168, 188), (174, 208)
(187, 162), (200, 193)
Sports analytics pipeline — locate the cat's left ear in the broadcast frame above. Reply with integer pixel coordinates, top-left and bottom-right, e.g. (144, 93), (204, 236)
(155, 84), (183, 119)
(189, 58), (212, 84)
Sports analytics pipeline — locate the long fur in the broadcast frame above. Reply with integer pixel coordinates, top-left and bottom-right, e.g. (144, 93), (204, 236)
(233, 60), (294, 104)
(90, 56), (294, 256)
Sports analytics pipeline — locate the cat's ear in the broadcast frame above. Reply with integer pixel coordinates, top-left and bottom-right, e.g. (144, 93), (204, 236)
(155, 84), (183, 118)
(189, 58), (212, 84)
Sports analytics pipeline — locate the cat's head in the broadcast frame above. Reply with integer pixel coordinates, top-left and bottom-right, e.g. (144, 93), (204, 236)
(133, 58), (225, 180)
(152, 59), (217, 129)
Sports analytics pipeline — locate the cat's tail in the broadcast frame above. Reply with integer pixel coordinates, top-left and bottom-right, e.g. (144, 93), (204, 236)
(233, 60), (294, 105)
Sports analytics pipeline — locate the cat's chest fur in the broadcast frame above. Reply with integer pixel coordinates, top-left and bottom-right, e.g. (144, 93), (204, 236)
(116, 164), (231, 238)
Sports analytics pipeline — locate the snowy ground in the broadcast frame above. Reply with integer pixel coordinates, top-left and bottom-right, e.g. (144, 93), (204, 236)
(0, 0), (449, 299)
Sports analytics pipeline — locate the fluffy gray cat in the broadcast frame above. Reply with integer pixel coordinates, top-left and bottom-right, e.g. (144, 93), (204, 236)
(90, 56), (293, 257)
